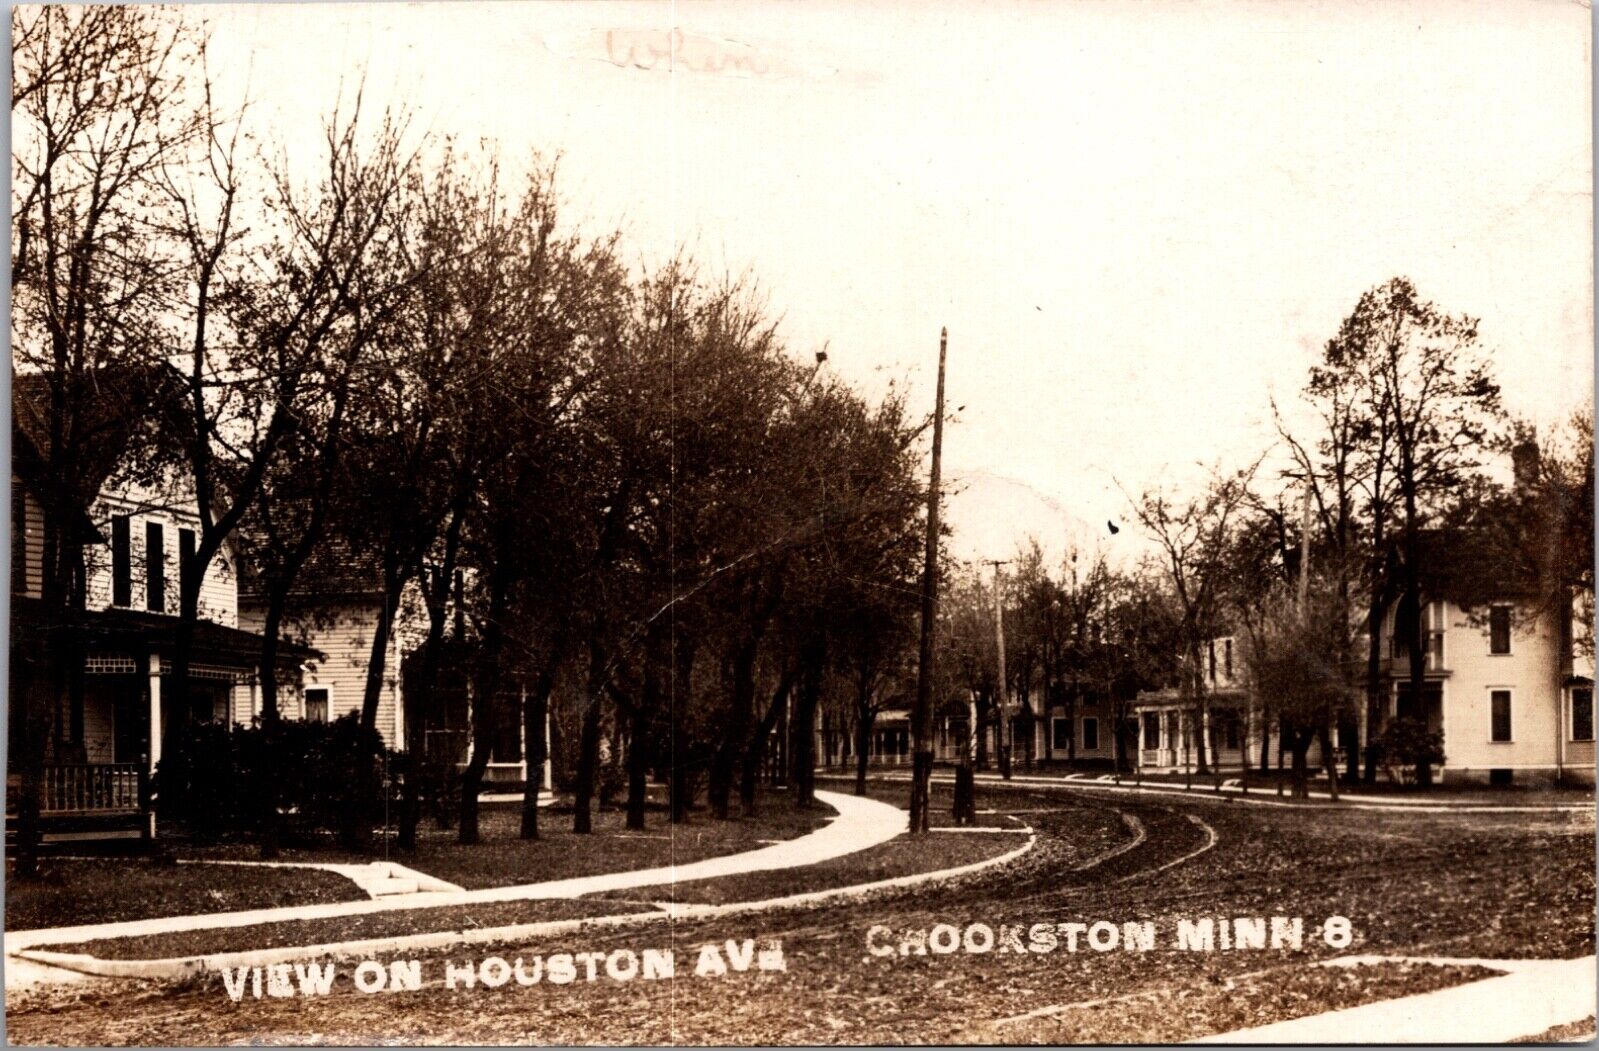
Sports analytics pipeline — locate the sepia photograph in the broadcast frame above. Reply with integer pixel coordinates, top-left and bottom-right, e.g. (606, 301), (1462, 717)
(3, 0), (1595, 1044)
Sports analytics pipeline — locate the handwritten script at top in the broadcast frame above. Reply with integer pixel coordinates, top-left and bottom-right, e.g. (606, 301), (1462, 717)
(546, 27), (835, 81)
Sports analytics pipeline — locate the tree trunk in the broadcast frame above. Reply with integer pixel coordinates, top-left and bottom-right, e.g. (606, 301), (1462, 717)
(789, 638), (825, 808)
(1363, 591), (1385, 783)
(1290, 736), (1311, 799)
(625, 700), (651, 831)
(1320, 722), (1340, 801)
(708, 637), (759, 820)
(397, 629), (442, 852)
(952, 693), (978, 825)
(574, 642), (607, 834)
(520, 638), (564, 840)
(854, 706), (876, 796)
(740, 668), (794, 815)
(459, 575), (509, 844)
(1399, 583), (1434, 787)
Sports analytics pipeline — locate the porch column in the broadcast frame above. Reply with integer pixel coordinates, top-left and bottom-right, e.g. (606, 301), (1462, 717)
(147, 653), (162, 775)
(517, 685), (528, 785)
(147, 652), (162, 839)
(543, 700), (553, 791)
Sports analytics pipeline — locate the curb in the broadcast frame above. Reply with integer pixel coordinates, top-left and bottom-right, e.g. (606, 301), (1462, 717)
(823, 772), (1595, 814)
(15, 829), (1037, 981)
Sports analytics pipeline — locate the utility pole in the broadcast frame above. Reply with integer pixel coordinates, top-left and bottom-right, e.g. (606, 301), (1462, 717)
(986, 558), (1012, 780)
(1298, 483), (1339, 800)
(908, 328), (947, 835)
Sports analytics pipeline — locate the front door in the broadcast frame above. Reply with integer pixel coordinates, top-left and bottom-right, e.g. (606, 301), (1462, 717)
(112, 687), (144, 765)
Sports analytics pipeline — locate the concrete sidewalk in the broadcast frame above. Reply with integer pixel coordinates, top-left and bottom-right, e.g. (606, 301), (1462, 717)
(5, 789), (903, 968)
(1194, 955), (1597, 1043)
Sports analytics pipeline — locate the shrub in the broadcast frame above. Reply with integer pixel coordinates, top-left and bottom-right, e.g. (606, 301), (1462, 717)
(1378, 716), (1445, 784)
(155, 714), (393, 843)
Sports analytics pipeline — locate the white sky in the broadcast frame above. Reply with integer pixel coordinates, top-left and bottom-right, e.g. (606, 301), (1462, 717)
(196, 0), (1593, 566)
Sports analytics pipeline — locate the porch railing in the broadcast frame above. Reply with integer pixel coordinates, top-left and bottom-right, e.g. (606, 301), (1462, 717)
(43, 763), (143, 815)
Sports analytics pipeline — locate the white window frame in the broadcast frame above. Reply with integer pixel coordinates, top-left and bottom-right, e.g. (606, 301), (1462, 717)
(1570, 686), (1594, 743)
(303, 683), (333, 724)
(1488, 604), (1513, 656)
(1488, 687), (1513, 743)
(1051, 716), (1070, 751)
(1081, 716), (1100, 753)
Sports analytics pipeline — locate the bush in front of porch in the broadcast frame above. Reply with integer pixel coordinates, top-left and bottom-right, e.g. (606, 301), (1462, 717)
(155, 714), (394, 845)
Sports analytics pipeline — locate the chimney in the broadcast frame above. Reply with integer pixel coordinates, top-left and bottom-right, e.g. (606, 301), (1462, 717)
(1512, 430), (1541, 492)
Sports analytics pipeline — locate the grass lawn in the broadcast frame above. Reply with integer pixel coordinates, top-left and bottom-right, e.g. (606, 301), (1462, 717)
(5, 860), (365, 933)
(596, 827), (1032, 906)
(171, 790), (832, 891)
(51, 898), (661, 962)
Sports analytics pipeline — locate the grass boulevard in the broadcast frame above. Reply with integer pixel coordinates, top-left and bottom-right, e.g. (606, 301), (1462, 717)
(5, 777), (1592, 1045)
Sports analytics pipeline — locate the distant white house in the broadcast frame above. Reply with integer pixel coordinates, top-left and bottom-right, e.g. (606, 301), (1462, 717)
(1366, 596), (1593, 785)
(1128, 595), (1595, 785)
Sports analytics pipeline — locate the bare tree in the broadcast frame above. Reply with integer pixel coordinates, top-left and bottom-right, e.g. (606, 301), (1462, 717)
(10, 6), (205, 876)
(1130, 464), (1257, 775)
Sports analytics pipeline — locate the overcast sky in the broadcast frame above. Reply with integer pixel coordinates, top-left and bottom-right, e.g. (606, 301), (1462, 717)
(199, 0), (1592, 566)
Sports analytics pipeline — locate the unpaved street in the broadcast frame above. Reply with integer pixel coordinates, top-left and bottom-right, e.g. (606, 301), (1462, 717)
(8, 782), (1594, 1046)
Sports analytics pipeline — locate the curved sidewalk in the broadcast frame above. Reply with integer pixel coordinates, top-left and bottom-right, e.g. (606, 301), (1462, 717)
(5, 789), (905, 962)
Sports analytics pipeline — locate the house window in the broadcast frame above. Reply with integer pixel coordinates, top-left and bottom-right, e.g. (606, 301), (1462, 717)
(112, 515), (132, 606)
(145, 521), (165, 613)
(178, 527), (196, 602)
(1143, 713), (1161, 750)
(1489, 605), (1512, 655)
(1490, 689), (1512, 742)
(1052, 717), (1071, 751)
(1223, 638), (1233, 678)
(1572, 688), (1594, 743)
(1082, 717), (1100, 752)
(304, 686), (331, 724)
(1208, 640), (1217, 682)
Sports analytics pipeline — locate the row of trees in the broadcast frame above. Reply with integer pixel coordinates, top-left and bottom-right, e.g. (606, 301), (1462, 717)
(11, 7), (927, 866)
(910, 277), (1591, 799)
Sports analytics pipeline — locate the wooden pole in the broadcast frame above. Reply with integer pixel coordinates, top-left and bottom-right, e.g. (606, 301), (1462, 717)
(908, 328), (947, 835)
(986, 559), (1012, 780)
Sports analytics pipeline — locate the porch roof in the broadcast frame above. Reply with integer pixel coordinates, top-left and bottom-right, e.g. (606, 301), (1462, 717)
(13, 597), (322, 668)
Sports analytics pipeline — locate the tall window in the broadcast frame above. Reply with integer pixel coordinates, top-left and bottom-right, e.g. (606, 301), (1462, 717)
(1223, 638), (1233, 678)
(1082, 717), (1100, 752)
(112, 514), (132, 606)
(1490, 689), (1512, 742)
(178, 527), (196, 603)
(1208, 640), (1217, 682)
(1143, 712), (1160, 750)
(145, 521), (165, 613)
(1489, 605), (1512, 655)
(1052, 717), (1070, 751)
(304, 686), (330, 723)
(1572, 688), (1594, 743)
